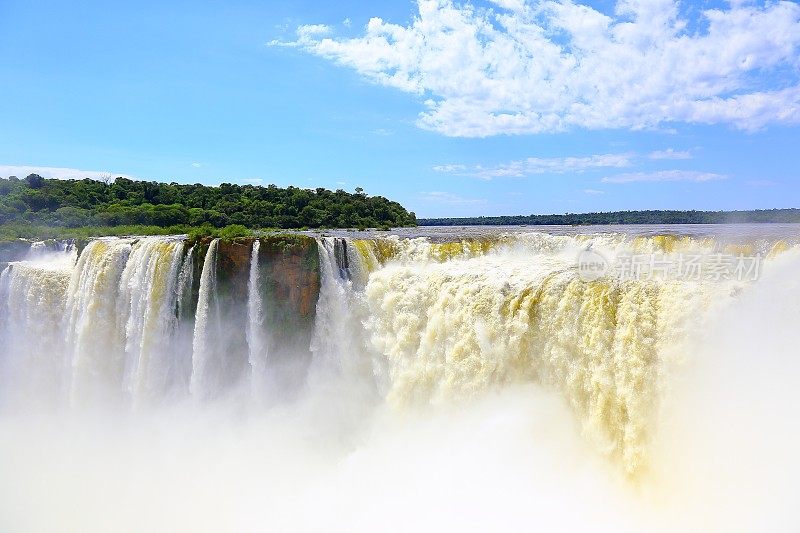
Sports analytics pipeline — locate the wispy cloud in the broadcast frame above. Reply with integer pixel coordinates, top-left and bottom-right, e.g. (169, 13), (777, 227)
(342, 18), (352, 28)
(191, 162), (203, 168)
(0, 164), (134, 181)
(297, 24), (331, 39)
(432, 164), (467, 173)
(583, 189), (605, 195)
(419, 191), (486, 206)
(601, 170), (727, 184)
(240, 178), (264, 184)
(435, 154), (632, 180)
(283, 1), (800, 136)
(267, 39), (297, 48)
(372, 128), (394, 136)
(649, 149), (692, 160)
(268, 24), (331, 47)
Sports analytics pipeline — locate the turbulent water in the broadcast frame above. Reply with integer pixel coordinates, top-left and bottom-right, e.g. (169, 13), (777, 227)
(1, 227), (799, 532)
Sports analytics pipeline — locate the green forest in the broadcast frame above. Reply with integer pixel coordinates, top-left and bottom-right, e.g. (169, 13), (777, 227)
(419, 209), (800, 226)
(0, 174), (417, 236)
(3, 173), (798, 242)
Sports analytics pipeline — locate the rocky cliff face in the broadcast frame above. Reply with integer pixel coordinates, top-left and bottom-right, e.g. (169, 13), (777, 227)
(208, 235), (319, 318)
(0, 240), (32, 270)
(191, 235), (321, 395)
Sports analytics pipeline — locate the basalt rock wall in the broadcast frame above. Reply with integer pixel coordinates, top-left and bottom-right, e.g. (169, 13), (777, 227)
(194, 235), (321, 394)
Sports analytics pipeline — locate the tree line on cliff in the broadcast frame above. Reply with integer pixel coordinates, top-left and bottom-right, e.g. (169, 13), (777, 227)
(0, 174), (416, 230)
(419, 209), (800, 226)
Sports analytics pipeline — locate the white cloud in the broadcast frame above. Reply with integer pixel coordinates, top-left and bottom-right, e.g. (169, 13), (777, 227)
(432, 164), (467, 173)
(284, 0), (800, 136)
(649, 148), (692, 160)
(435, 153), (631, 179)
(268, 24), (332, 47)
(343, 18), (352, 27)
(297, 24), (331, 39)
(490, 0), (526, 12)
(0, 164), (134, 181)
(191, 162), (203, 168)
(419, 191), (486, 205)
(583, 188), (605, 195)
(601, 170), (727, 183)
(241, 178), (264, 184)
(267, 40), (296, 48)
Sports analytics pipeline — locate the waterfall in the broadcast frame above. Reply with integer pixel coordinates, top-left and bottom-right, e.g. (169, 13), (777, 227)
(176, 245), (195, 323)
(119, 237), (185, 404)
(0, 236), (198, 408)
(0, 256), (73, 406)
(64, 238), (134, 406)
(310, 237), (341, 370)
(247, 240), (268, 384)
(190, 239), (221, 399)
(358, 236), (728, 475)
(3, 229), (800, 532)
(310, 237), (368, 377)
(173, 245), (196, 392)
(25, 239), (73, 259)
(0, 229), (795, 475)
(27, 240), (48, 258)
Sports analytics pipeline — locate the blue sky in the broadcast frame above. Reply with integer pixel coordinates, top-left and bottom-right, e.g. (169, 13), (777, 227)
(1, 0), (799, 217)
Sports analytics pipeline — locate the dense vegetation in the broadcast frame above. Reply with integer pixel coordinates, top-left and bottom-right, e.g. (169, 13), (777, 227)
(420, 209), (800, 226)
(0, 174), (417, 233)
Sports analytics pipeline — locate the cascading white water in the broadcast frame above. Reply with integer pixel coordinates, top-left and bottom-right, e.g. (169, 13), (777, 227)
(176, 245), (195, 323)
(310, 237), (349, 371)
(119, 237), (185, 404)
(173, 245), (196, 391)
(64, 238), (134, 406)
(1, 236), (198, 407)
(364, 256), (706, 473)
(0, 230), (796, 468)
(190, 238), (221, 399)
(314, 232), (793, 475)
(24, 239), (73, 259)
(246, 239), (271, 399)
(0, 254), (74, 407)
(310, 237), (373, 381)
(2, 235), (276, 406)
(247, 240), (266, 373)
